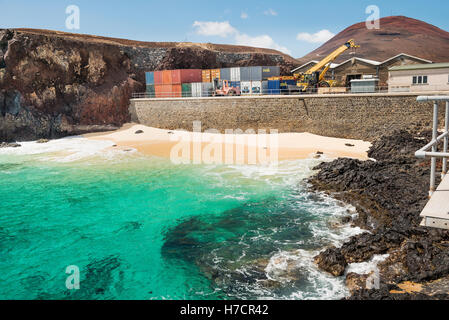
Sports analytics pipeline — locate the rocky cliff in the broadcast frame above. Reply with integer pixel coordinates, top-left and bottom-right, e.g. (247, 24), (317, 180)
(0, 28), (297, 142)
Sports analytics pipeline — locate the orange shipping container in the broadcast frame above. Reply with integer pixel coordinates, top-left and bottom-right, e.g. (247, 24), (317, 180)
(162, 70), (173, 84)
(155, 84), (181, 98)
(210, 69), (220, 81)
(202, 70), (212, 83)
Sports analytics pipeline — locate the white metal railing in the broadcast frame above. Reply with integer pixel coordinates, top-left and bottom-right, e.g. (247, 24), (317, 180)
(415, 96), (449, 196)
(132, 87), (449, 99)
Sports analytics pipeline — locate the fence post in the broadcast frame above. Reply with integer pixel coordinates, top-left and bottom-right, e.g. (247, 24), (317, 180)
(430, 101), (439, 196)
(443, 101), (449, 179)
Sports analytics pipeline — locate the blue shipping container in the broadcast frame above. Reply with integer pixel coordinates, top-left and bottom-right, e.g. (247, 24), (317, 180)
(280, 80), (296, 94)
(145, 72), (154, 85)
(230, 81), (241, 88)
(267, 80), (280, 94)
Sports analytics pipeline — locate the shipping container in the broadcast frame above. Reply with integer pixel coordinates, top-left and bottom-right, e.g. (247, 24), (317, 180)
(210, 69), (221, 81)
(262, 81), (268, 94)
(230, 81), (241, 89)
(240, 81), (251, 94)
(267, 80), (280, 95)
(155, 84), (181, 98)
(230, 68), (241, 81)
(162, 70), (173, 84)
(220, 68), (231, 81)
(154, 71), (163, 85)
(145, 72), (155, 85)
(171, 69), (202, 84)
(249, 67), (263, 81)
(262, 66), (280, 80)
(251, 81), (262, 94)
(182, 83), (192, 97)
(192, 82), (213, 97)
(240, 67), (251, 81)
(146, 84), (155, 97)
(202, 70), (211, 83)
(240, 81), (262, 94)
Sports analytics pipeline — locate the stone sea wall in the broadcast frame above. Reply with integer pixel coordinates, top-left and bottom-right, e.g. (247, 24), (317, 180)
(129, 93), (445, 141)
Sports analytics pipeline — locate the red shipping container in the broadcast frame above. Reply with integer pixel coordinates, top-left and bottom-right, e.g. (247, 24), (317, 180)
(171, 69), (202, 84)
(154, 71), (163, 85)
(162, 70), (172, 84)
(171, 84), (182, 97)
(155, 84), (181, 98)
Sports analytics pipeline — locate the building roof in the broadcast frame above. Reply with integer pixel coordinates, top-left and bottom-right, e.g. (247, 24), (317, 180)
(291, 53), (434, 73)
(381, 53), (432, 65)
(389, 62), (449, 71)
(333, 57), (381, 69)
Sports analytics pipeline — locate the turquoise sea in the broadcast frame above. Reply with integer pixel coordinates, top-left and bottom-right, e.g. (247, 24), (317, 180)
(0, 137), (362, 300)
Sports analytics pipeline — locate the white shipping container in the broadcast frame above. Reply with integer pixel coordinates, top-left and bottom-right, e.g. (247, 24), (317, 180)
(201, 82), (213, 97)
(251, 81), (262, 94)
(241, 81), (252, 94)
(230, 67), (241, 81)
(191, 83), (202, 97)
(261, 81), (268, 94)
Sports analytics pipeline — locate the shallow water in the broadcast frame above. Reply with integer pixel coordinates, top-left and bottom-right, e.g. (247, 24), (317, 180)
(0, 137), (363, 300)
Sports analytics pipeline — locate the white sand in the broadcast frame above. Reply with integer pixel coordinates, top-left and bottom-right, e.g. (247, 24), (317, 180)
(87, 124), (371, 162)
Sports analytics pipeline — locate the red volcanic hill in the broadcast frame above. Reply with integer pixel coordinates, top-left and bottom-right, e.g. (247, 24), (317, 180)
(298, 16), (449, 64)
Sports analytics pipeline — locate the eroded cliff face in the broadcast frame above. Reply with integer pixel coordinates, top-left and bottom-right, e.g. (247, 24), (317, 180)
(0, 29), (296, 141)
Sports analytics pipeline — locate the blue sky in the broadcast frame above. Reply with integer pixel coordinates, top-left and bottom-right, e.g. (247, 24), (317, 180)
(1, 0), (448, 57)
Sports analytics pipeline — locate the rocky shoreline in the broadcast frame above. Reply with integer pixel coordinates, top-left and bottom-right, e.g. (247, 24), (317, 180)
(309, 130), (449, 299)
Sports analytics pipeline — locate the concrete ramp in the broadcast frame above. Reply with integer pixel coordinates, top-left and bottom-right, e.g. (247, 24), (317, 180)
(420, 175), (449, 229)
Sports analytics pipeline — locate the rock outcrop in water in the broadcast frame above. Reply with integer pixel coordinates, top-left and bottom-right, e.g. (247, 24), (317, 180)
(0, 28), (296, 142)
(309, 130), (449, 299)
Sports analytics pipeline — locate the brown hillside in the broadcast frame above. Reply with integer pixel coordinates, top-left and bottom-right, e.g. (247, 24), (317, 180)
(13, 28), (298, 64)
(298, 16), (449, 64)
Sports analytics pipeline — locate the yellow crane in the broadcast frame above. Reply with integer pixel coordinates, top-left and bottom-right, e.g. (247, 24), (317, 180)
(294, 39), (359, 92)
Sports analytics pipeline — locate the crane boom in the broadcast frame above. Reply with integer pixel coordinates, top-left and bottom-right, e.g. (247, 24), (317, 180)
(295, 39), (359, 92)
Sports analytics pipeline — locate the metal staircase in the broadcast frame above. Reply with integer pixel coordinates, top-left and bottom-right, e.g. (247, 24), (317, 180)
(415, 96), (449, 229)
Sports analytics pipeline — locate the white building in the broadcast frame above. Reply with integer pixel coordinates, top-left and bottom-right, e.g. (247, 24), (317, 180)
(388, 63), (449, 92)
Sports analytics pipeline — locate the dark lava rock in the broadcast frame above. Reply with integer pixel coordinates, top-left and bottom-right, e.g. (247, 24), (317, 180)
(135, 130), (144, 134)
(308, 129), (449, 299)
(0, 142), (21, 148)
(345, 143), (355, 147)
(36, 139), (49, 144)
(314, 248), (347, 277)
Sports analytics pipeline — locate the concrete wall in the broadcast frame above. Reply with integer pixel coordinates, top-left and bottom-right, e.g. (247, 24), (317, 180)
(129, 93), (447, 141)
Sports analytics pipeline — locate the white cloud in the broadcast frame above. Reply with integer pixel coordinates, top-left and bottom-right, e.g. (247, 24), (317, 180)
(235, 33), (291, 55)
(264, 9), (278, 16)
(192, 21), (237, 38)
(193, 20), (291, 55)
(296, 29), (335, 43)
(241, 12), (248, 19)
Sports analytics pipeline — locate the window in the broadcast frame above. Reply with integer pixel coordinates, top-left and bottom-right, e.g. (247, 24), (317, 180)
(412, 75), (428, 85)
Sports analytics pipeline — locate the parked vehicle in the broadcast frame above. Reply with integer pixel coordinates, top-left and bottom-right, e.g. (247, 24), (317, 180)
(212, 79), (241, 96)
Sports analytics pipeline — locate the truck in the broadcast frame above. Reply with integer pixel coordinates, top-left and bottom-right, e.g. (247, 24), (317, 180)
(212, 78), (241, 96)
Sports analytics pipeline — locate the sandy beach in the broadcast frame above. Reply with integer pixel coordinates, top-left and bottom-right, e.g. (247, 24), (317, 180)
(87, 124), (371, 163)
